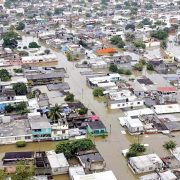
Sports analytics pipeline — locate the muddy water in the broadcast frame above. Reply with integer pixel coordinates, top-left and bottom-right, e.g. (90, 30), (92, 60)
(1, 36), (180, 180)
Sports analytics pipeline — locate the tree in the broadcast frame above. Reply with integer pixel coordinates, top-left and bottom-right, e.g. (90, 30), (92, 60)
(126, 143), (146, 158)
(134, 41), (146, 49)
(15, 102), (28, 114)
(78, 106), (88, 115)
(151, 29), (168, 40)
(44, 49), (50, 54)
(64, 93), (74, 102)
(160, 40), (167, 49)
(0, 169), (7, 180)
(125, 69), (132, 75)
(66, 52), (73, 61)
(0, 69), (11, 81)
(110, 35), (125, 48)
(133, 63), (143, 71)
(163, 140), (177, 151)
(141, 18), (152, 25)
(93, 88), (104, 97)
(18, 51), (29, 56)
(125, 32), (135, 42)
(11, 163), (35, 180)
(56, 139), (95, 159)
(5, 104), (14, 113)
(16, 22), (25, 30)
(54, 8), (63, 15)
(48, 104), (63, 123)
(3, 31), (20, 49)
(125, 24), (135, 31)
(109, 64), (118, 73)
(147, 64), (154, 71)
(28, 42), (40, 48)
(13, 82), (27, 95)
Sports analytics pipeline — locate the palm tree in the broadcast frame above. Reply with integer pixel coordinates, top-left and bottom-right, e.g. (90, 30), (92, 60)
(48, 104), (63, 124)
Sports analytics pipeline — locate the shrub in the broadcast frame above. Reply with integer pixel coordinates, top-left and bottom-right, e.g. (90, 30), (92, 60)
(109, 64), (118, 73)
(163, 140), (176, 150)
(147, 64), (154, 71)
(5, 104), (14, 113)
(64, 93), (74, 102)
(133, 63), (143, 71)
(93, 88), (104, 97)
(16, 141), (26, 147)
(125, 69), (132, 75)
(28, 42), (40, 48)
(79, 107), (88, 115)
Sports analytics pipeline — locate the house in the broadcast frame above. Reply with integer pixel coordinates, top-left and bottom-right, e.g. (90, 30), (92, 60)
(26, 72), (65, 86)
(51, 121), (69, 140)
(153, 104), (180, 114)
(87, 121), (108, 136)
(128, 154), (164, 174)
(0, 116), (32, 144)
(46, 150), (69, 175)
(29, 115), (52, 141)
(77, 149), (106, 172)
(69, 166), (85, 180)
(108, 98), (144, 109)
(3, 151), (34, 166)
(119, 116), (144, 134)
(21, 54), (58, 66)
(140, 170), (177, 180)
(73, 171), (117, 180)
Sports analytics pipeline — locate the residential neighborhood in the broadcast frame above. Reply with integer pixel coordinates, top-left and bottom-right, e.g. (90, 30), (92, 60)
(0, 0), (180, 179)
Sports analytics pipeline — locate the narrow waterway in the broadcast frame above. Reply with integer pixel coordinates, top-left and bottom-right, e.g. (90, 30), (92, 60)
(1, 35), (180, 180)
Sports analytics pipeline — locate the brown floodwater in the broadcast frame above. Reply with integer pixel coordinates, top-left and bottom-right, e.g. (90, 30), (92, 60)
(1, 35), (180, 180)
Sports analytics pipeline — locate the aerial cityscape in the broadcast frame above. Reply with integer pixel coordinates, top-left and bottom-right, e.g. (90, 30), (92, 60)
(0, 0), (180, 179)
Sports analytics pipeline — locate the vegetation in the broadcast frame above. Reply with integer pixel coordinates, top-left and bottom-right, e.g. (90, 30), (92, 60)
(16, 141), (27, 147)
(160, 40), (167, 49)
(54, 7), (64, 15)
(28, 42), (40, 48)
(64, 93), (75, 102)
(18, 50), (29, 56)
(126, 143), (146, 158)
(125, 24), (135, 31)
(16, 22), (25, 30)
(56, 139), (95, 159)
(133, 63), (143, 71)
(93, 87), (104, 97)
(110, 35), (125, 48)
(78, 106), (88, 115)
(141, 18), (152, 25)
(151, 29), (168, 40)
(125, 32), (135, 42)
(3, 31), (20, 49)
(13, 82), (27, 95)
(0, 69), (11, 81)
(66, 52), (74, 61)
(118, 68), (132, 75)
(134, 41), (146, 49)
(163, 140), (177, 151)
(5, 102), (29, 115)
(147, 64), (154, 71)
(109, 64), (118, 73)
(13, 68), (23, 73)
(48, 104), (63, 123)
(44, 49), (50, 54)
(11, 162), (35, 180)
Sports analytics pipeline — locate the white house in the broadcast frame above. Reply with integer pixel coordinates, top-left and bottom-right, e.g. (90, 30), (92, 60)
(153, 104), (180, 114)
(73, 171), (117, 180)
(119, 116), (144, 134)
(108, 98), (144, 109)
(129, 154), (164, 174)
(46, 150), (69, 175)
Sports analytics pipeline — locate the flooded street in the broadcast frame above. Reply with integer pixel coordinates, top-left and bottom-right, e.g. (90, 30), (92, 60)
(1, 35), (180, 180)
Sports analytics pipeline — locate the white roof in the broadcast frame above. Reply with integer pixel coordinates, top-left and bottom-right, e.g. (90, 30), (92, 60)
(129, 154), (163, 170)
(124, 108), (154, 117)
(159, 170), (177, 180)
(46, 151), (69, 169)
(69, 166), (85, 178)
(123, 117), (144, 128)
(154, 104), (180, 114)
(171, 147), (180, 162)
(22, 54), (57, 62)
(73, 171), (117, 180)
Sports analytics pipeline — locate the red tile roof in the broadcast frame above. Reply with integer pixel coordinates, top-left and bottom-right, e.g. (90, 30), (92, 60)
(158, 87), (177, 92)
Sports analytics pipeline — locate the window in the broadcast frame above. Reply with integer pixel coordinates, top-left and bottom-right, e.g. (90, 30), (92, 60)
(137, 102), (140, 104)
(25, 136), (31, 140)
(122, 104), (125, 106)
(15, 137), (21, 140)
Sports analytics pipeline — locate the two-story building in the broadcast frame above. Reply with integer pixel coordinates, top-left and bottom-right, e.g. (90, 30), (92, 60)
(29, 115), (52, 141)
